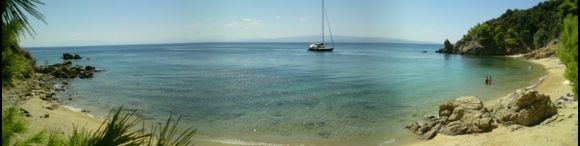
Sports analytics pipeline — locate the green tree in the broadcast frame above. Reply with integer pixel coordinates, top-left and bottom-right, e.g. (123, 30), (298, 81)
(556, 15), (578, 100)
(504, 28), (519, 49)
(533, 28), (549, 48)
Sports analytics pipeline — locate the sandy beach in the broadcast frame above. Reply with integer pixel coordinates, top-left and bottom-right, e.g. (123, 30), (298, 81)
(19, 98), (103, 135)
(2, 75), (103, 139)
(408, 57), (578, 146)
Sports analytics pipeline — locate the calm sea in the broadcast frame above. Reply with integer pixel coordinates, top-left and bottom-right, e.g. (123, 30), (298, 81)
(29, 43), (545, 145)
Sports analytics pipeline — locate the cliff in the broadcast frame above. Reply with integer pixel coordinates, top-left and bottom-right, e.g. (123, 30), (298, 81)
(438, 0), (566, 55)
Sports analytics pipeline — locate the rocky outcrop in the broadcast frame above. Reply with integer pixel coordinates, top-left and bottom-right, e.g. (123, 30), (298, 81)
(62, 53), (82, 60)
(405, 116), (444, 140)
(405, 96), (496, 139)
(405, 89), (559, 140)
(437, 96), (496, 135)
(436, 39), (455, 53)
(491, 89), (557, 126)
(523, 40), (558, 59)
(38, 61), (100, 79)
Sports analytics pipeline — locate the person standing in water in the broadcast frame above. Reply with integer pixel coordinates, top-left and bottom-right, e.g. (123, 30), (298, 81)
(488, 75), (493, 84)
(484, 76), (490, 85)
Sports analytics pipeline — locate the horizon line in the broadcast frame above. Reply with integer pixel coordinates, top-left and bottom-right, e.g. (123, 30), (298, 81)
(24, 41), (441, 48)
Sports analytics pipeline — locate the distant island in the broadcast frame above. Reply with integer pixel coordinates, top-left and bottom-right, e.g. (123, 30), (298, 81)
(245, 35), (438, 44)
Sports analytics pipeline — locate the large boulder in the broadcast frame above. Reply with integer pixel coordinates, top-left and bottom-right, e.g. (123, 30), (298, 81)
(405, 96), (496, 139)
(491, 89), (557, 126)
(437, 96), (495, 135)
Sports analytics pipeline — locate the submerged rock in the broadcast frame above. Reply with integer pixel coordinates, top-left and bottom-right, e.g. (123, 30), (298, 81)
(491, 89), (557, 126)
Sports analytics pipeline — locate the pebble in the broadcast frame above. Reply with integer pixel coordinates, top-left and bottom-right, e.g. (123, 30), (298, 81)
(19, 108), (32, 117)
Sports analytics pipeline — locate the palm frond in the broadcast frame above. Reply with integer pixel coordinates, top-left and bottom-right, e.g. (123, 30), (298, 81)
(153, 115), (197, 146)
(2, 0), (46, 37)
(86, 107), (150, 146)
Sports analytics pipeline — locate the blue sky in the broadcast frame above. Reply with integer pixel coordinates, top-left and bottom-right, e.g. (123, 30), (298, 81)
(20, 0), (544, 47)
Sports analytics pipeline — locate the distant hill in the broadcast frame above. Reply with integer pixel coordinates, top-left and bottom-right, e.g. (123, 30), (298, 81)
(246, 35), (436, 44)
(438, 0), (575, 55)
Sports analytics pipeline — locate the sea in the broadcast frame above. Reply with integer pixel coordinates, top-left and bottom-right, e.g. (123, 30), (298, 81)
(28, 43), (545, 145)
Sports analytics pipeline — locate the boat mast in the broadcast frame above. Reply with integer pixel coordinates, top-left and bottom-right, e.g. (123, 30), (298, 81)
(322, 0), (324, 45)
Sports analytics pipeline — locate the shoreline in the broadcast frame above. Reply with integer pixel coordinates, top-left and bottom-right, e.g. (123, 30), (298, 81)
(2, 74), (103, 137)
(406, 56), (577, 146)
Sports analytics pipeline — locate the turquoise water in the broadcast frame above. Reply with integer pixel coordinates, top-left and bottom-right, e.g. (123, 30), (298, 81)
(29, 43), (545, 145)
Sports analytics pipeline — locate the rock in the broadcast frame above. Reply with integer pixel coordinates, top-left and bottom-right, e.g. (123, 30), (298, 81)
(38, 61), (98, 79)
(406, 96), (496, 139)
(421, 124), (440, 140)
(73, 54), (82, 59)
(63, 53), (81, 60)
(437, 96), (495, 135)
(541, 115), (558, 125)
(492, 89), (557, 126)
(41, 114), (50, 118)
(20, 108), (32, 117)
(318, 132), (331, 139)
(439, 96), (483, 117)
(556, 96), (575, 108)
(436, 39), (455, 53)
(405, 117), (445, 140)
(63, 53), (74, 60)
(523, 40), (558, 59)
(85, 66), (95, 71)
(508, 125), (524, 131)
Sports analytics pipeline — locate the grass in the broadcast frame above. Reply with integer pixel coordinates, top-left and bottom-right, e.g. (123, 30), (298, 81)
(2, 107), (27, 146)
(1, 106), (197, 146)
(146, 115), (197, 146)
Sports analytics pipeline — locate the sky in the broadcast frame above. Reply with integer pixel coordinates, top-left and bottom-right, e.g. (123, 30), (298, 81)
(20, 0), (545, 47)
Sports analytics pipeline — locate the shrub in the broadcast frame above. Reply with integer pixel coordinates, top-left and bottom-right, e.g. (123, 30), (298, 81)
(557, 15), (578, 100)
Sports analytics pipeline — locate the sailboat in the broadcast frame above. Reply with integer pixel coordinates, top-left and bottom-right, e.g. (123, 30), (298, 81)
(308, 0), (335, 52)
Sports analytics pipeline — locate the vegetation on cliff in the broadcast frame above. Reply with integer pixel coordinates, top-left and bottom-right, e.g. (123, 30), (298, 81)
(439, 0), (570, 55)
(556, 0), (578, 99)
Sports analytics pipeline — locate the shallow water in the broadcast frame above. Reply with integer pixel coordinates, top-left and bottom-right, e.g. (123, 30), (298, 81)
(29, 43), (544, 145)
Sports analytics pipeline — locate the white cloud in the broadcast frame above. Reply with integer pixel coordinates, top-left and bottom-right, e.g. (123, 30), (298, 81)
(183, 22), (201, 28)
(224, 18), (263, 29)
(298, 17), (307, 22)
(274, 16), (281, 19)
(224, 22), (242, 28)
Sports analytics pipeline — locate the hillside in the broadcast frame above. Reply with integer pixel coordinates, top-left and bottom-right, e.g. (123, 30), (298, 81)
(437, 0), (571, 55)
